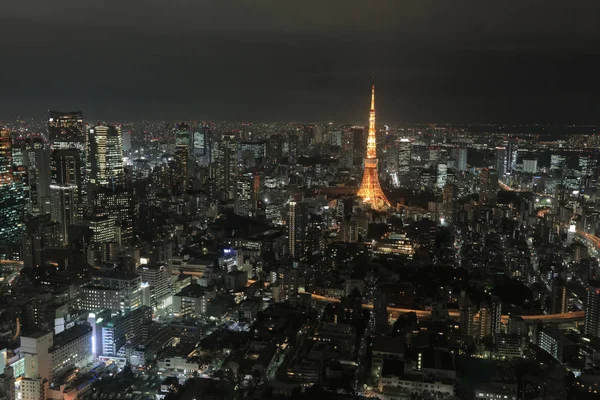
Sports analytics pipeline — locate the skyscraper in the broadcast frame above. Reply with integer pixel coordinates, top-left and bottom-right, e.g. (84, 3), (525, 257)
(0, 130), (11, 185)
(87, 125), (124, 189)
(48, 111), (87, 219)
(397, 138), (412, 176)
(48, 111), (85, 149)
(506, 139), (517, 173)
(0, 130), (26, 247)
(50, 149), (83, 245)
(494, 146), (507, 177)
(585, 282), (600, 338)
(551, 277), (568, 314)
(174, 123), (191, 193)
(234, 172), (255, 217)
(23, 137), (51, 215)
(288, 200), (309, 261)
(357, 86), (390, 210)
(456, 148), (468, 172)
(480, 168), (499, 205)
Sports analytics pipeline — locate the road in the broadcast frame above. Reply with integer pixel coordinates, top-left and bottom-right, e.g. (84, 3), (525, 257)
(309, 293), (584, 323)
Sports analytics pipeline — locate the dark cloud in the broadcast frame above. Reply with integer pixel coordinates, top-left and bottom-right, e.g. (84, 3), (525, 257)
(1, 1), (599, 122)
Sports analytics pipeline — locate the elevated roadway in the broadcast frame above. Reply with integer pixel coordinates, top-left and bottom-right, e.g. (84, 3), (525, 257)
(310, 293), (584, 323)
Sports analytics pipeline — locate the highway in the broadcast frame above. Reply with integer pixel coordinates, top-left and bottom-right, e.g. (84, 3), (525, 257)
(310, 293), (584, 323)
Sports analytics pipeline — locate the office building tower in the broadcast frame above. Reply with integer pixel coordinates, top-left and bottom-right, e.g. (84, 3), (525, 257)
(0, 130), (26, 247)
(139, 263), (172, 309)
(234, 172), (258, 217)
(494, 147), (507, 177)
(428, 146), (441, 167)
(479, 303), (491, 339)
(218, 134), (239, 199)
(506, 138), (517, 173)
(48, 111), (85, 149)
(551, 277), (568, 314)
(49, 324), (93, 380)
(386, 144), (398, 175)
(584, 281), (600, 338)
(17, 332), (53, 400)
(192, 123), (210, 164)
(397, 138), (412, 175)
(122, 129), (132, 153)
(90, 306), (152, 358)
(491, 297), (502, 337)
(480, 168), (499, 205)
(90, 186), (133, 245)
(350, 126), (365, 165)
(21, 216), (62, 269)
(80, 272), (142, 315)
(49, 185), (77, 246)
(457, 148), (467, 172)
(87, 125), (124, 188)
(579, 155), (597, 176)
(442, 184), (457, 222)
(239, 141), (267, 163)
(357, 86), (390, 210)
(48, 111), (87, 215)
(550, 154), (567, 172)
(173, 123), (191, 193)
(23, 137), (51, 215)
(436, 163), (448, 189)
(522, 158), (538, 174)
(50, 148), (83, 246)
(0, 129), (11, 183)
(288, 200), (309, 261)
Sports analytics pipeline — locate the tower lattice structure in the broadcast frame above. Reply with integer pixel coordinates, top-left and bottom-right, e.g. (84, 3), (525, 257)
(357, 85), (390, 210)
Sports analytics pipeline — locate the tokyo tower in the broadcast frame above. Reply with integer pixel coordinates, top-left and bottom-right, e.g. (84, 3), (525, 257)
(357, 85), (391, 210)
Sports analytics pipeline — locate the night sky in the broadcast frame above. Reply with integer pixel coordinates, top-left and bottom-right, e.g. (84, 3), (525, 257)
(1, 0), (599, 123)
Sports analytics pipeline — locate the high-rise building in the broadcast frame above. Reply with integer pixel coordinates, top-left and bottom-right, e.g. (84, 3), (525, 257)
(50, 149), (83, 245)
(90, 186), (133, 245)
(456, 148), (468, 172)
(584, 281), (600, 338)
(192, 123), (210, 165)
(494, 147), (507, 177)
(506, 138), (517, 173)
(436, 163), (448, 189)
(550, 154), (567, 172)
(579, 155), (597, 176)
(48, 111), (87, 218)
(351, 126), (365, 165)
(480, 168), (499, 205)
(551, 277), (568, 314)
(80, 272), (142, 315)
(48, 111), (85, 149)
(0, 130), (26, 248)
(234, 172), (258, 217)
(0, 130), (13, 185)
(522, 159), (538, 174)
(139, 263), (172, 309)
(174, 123), (191, 193)
(357, 86), (390, 210)
(87, 125), (124, 188)
(428, 146), (441, 168)
(442, 184), (457, 222)
(397, 138), (412, 176)
(288, 200), (309, 261)
(23, 137), (51, 215)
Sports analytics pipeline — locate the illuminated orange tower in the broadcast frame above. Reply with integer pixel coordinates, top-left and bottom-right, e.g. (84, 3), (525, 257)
(357, 86), (390, 210)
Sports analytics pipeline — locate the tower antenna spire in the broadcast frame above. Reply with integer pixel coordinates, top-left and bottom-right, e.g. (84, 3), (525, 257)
(357, 85), (390, 210)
